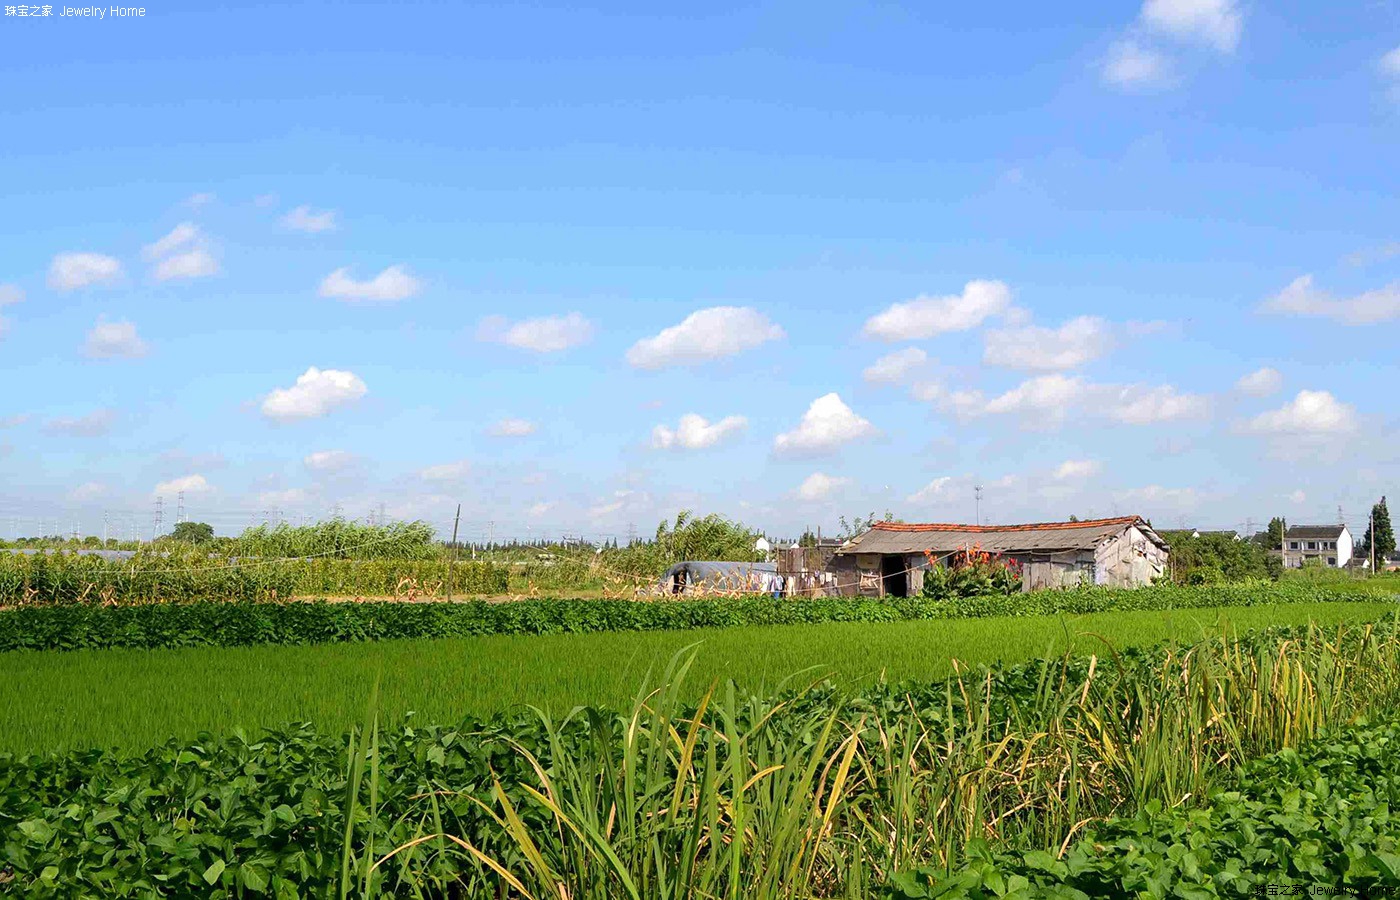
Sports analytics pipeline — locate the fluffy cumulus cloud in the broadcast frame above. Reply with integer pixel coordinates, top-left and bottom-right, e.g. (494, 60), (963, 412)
(83, 319), (149, 359)
(527, 501), (555, 517)
(921, 375), (1207, 428)
(1103, 40), (1171, 88)
(68, 482), (108, 503)
(488, 418), (537, 438)
(48, 253), (123, 291)
(143, 223), (219, 282)
(796, 471), (848, 501)
(45, 409), (116, 437)
(1053, 459), (1101, 480)
(281, 205), (337, 233)
(260, 367), (368, 421)
(1235, 367), (1283, 397)
(304, 449), (355, 472)
(419, 460), (471, 482)
(142, 223), (198, 260)
(1259, 275), (1400, 325)
(1288, 489), (1307, 504)
(1139, 0), (1242, 52)
(1097, 383), (1210, 424)
(1114, 484), (1201, 510)
(651, 413), (747, 450)
(478, 312), (594, 353)
(152, 248), (219, 282)
(863, 347), (928, 384)
(319, 265), (421, 303)
(863, 280), (1011, 341)
(983, 316), (1113, 371)
(626, 307), (784, 369)
(153, 474), (212, 496)
(1241, 390), (1358, 436)
(774, 393), (877, 456)
(907, 476), (954, 505)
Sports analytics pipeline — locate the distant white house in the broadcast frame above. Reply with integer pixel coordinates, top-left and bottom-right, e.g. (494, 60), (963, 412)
(1283, 524), (1351, 568)
(754, 536), (772, 555)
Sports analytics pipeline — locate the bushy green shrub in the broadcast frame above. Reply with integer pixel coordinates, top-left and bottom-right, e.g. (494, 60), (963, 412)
(920, 549), (1022, 600)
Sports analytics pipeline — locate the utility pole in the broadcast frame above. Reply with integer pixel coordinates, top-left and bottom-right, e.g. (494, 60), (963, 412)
(177, 491), (185, 525)
(153, 496), (164, 541)
(447, 503), (461, 601)
(626, 521), (636, 547)
(974, 485), (983, 526)
(487, 520), (495, 551)
(103, 511), (109, 545)
(1371, 508), (1377, 576)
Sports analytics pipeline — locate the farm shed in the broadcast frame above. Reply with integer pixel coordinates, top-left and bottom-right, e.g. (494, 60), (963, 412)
(654, 561), (782, 596)
(829, 516), (1169, 597)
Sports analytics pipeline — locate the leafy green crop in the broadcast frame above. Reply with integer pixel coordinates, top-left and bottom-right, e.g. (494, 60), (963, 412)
(0, 580), (1393, 654)
(6, 621), (1400, 897)
(888, 719), (1400, 898)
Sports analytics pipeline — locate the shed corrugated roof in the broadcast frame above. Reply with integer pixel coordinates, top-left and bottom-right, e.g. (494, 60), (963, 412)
(835, 516), (1165, 555)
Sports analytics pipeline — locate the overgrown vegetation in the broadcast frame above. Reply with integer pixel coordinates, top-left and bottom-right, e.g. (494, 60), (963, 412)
(1158, 529), (1283, 583)
(6, 619), (1400, 897)
(0, 550), (506, 606)
(920, 548), (1022, 600)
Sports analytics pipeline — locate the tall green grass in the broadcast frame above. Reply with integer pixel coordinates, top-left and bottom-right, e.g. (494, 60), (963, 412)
(1, 601), (1393, 755)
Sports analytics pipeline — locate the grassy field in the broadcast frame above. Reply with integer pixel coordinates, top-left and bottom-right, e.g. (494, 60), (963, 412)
(2, 599), (1394, 755)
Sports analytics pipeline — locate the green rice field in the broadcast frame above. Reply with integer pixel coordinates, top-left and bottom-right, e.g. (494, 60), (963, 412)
(2, 600), (1395, 755)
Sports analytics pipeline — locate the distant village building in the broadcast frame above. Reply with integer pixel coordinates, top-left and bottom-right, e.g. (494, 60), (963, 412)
(828, 515), (1169, 597)
(1282, 525), (1351, 568)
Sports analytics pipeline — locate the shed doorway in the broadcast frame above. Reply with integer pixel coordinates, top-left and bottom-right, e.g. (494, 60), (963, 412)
(881, 555), (908, 597)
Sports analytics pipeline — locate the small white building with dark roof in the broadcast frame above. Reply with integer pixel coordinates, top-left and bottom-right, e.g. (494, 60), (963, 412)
(1283, 524), (1351, 568)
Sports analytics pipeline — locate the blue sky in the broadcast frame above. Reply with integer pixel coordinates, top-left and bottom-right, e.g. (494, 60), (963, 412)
(1, 0), (1397, 542)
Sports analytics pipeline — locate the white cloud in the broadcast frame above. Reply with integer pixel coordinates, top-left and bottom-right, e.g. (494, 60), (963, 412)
(478, 312), (595, 353)
(304, 449), (355, 472)
(260, 367), (368, 421)
(184, 192), (215, 209)
(1259, 275), (1400, 325)
(863, 347), (928, 384)
(153, 474), (212, 496)
(142, 223), (198, 261)
(1103, 40), (1172, 88)
(863, 280), (1011, 341)
(626, 306), (784, 369)
(984, 374), (1083, 418)
(0, 284), (21, 338)
(1096, 383), (1210, 424)
(1383, 46), (1400, 77)
(774, 393), (877, 456)
(1140, 0), (1242, 52)
(68, 482), (107, 503)
(527, 501), (555, 517)
(0, 414), (29, 428)
(258, 488), (309, 507)
(281, 205), (338, 233)
(907, 476), (954, 505)
(1053, 459), (1101, 480)
(45, 409), (116, 437)
(796, 471), (848, 501)
(153, 247), (219, 282)
(651, 413), (747, 450)
(589, 489), (639, 519)
(1235, 367), (1283, 397)
(319, 265), (421, 302)
(83, 319), (149, 359)
(48, 253), (123, 291)
(984, 316), (1113, 371)
(1288, 489), (1307, 504)
(1241, 390), (1358, 436)
(488, 418), (537, 438)
(419, 460), (471, 482)
(1114, 484), (1201, 509)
